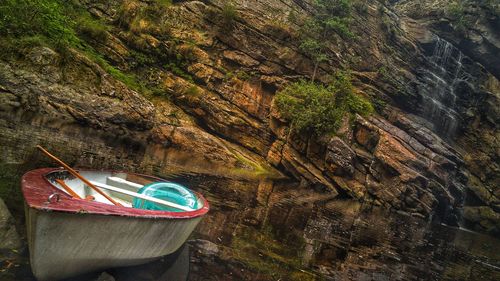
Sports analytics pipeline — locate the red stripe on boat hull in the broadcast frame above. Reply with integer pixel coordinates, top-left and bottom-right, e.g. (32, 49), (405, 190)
(21, 168), (209, 219)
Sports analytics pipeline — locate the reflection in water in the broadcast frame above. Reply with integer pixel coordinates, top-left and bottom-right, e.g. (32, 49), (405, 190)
(1, 156), (499, 280)
(170, 173), (500, 281)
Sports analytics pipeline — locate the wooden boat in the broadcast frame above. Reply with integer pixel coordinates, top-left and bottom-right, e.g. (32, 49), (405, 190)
(21, 167), (209, 281)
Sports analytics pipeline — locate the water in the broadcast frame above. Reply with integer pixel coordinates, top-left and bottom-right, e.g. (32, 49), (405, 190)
(178, 173), (500, 281)
(0, 120), (498, 280)
(418, 37), (474, 139)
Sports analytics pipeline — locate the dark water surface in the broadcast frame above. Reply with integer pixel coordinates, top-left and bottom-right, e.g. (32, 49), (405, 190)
(1, 160), (499, 280)
(177, 173), (500, 281)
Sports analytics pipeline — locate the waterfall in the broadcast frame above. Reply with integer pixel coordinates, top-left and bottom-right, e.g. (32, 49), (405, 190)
(417, 37), (473, 139)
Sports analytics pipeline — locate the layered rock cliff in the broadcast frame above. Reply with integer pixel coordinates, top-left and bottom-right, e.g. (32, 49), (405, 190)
(0, 0), (498, 240)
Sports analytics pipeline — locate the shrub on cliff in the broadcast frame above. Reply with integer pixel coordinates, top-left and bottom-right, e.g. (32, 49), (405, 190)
(0, 0), (78, 46)
(446, 1), (471, 34)
(0, 0), (150, 93)
(274, 72), (373, 136)
(221, 2), (238, 26)
(297, 0), (354, 81)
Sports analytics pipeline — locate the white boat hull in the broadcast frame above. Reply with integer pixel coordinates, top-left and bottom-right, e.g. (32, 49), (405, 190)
(21, 168), (209, 281)
(27, 206), (202, 281)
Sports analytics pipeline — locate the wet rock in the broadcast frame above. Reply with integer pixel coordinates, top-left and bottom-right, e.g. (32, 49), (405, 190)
(280, 145), (339, 195)
(96, 272), (115, 281)
(463, 206), (500, 235)
(0, 198), (21, 251)
(191, 239), (219, 257)
(395, 0), (500, 79)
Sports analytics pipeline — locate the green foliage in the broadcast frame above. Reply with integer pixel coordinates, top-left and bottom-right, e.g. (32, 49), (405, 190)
(372, 97), (387, 113)
(352, 0), (369, 15)
(274, 72), (373, 135)
(324, 17), (354, 38)
(0, 0), (180, 99)
(225, 69), (253, 81)
(299, 37), (328, 65)
(236, 70), (253, 80)
(445, 1), (471, 34)
(381, 15), (397, 39)
(311, 0), (353, 38)
(75, 16), (109, 43)
(275, 81), (342, 135)
(165, 62), (193, 82)
(0, 0), (79, 46)
(130, 50), (156, 67)
(298, 0), (354, 80)
(221, 1), (238, 26)
(483, 0), (500, 19)
(184, 85), (200, 96)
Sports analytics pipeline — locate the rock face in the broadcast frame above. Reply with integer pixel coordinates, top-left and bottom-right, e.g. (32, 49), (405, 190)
(395, 0), (500, 79)
(0, 46), (155, 132)
(0, 0), (499, 280)
(0, 0), (498, 250)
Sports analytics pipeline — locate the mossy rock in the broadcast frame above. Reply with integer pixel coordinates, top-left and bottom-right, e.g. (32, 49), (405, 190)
(463, 206), (500, 234)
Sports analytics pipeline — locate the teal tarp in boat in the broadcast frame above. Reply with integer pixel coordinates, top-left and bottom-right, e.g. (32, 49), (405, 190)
(133, 182), (198, 212)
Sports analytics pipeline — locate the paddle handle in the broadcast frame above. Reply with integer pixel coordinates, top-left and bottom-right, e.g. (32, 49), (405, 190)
(36, 145), (122, 206)
(55, 179), (83, 199)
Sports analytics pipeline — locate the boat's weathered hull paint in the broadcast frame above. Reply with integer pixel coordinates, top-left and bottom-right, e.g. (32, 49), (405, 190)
(22, 168), (209, 281)
(26, 207), (201, 280)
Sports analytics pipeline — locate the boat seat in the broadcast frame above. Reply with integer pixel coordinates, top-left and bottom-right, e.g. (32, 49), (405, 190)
(106, 177), (143, 192)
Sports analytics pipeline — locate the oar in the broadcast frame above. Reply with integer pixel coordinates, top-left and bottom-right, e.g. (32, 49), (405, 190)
(36, 145), (122, 206)
(55, 179), (82, 199)
(55, 179), (94, 201)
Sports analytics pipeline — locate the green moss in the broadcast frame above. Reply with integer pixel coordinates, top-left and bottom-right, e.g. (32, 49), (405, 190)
(231, 225), (316, 280)
(231, 153), (278, 179)
(75, 16), (109, 43)
(372, 97), (387, 113)
(236, 70), (252, 80)
(165, 62), (193, 82)
(184, 85), (201, 96)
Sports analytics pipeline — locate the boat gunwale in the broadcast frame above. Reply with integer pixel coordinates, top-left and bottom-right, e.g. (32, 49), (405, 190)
(21, 168), (209, 219)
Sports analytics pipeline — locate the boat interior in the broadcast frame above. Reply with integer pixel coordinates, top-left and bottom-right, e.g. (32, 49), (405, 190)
(45, 170), (202, 211)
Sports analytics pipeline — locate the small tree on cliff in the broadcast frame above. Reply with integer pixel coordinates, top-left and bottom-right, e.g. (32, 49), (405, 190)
(299, 0), (353, 81)
(274, 71), (373, 136)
